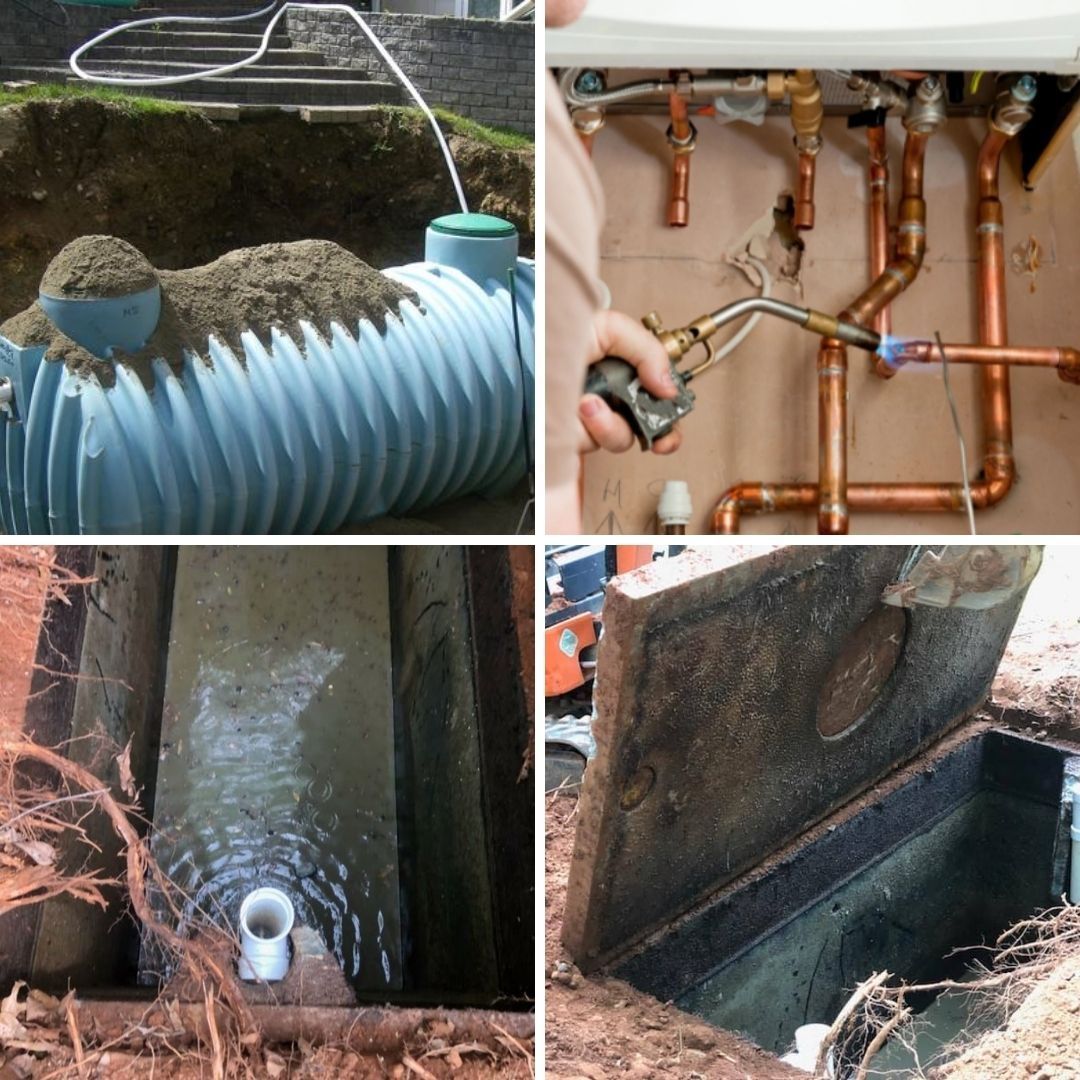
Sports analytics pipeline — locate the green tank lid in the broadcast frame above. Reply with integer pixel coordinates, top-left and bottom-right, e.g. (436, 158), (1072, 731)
(428, 213), (517, 238)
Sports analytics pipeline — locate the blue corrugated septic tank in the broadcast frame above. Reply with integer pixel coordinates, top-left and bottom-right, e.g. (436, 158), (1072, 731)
(0, 214), (533, 534)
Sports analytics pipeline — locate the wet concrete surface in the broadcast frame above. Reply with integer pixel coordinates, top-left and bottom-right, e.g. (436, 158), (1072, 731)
(143, 546), (400, 994)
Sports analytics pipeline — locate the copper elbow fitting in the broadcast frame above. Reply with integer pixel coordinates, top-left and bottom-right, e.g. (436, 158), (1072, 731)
(1059, 348), (1080, 384)
(713, 494), (742, 534)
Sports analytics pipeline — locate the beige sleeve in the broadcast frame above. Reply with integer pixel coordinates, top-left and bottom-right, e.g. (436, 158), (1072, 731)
(544, 73), (605, 521)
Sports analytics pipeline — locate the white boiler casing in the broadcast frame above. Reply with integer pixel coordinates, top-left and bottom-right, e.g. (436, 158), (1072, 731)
(546, 1), (1080, 73)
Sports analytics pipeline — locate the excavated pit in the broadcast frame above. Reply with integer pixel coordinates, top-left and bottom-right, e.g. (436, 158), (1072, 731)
(0, 98), (534, 325)
(618, 726), (1072, 1068)
(560, 545), (1062, 1075)
(0, 546), (533, 1016)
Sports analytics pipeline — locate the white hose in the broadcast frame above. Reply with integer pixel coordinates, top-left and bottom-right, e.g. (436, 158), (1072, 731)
(697, 254), (773, 375)
(69, 2), (469, 213)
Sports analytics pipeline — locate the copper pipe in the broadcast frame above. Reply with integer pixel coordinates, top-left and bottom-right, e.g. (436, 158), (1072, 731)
(667, 91), (693, 227)
(710, 124), (1045, 535)
(714, 480), (988, 531)
(975, 127), (1014, 505)
(817, 338), (848, 534)
(712, 483), (816, 534)
(795, 151), (817, 230)
(866, 125), (891, 339)
(890, 342), (1080, 377)
(847, 131), (929, 379)
(785, 69), (823, 231)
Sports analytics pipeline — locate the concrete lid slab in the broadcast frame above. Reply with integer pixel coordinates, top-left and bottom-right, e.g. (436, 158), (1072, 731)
(562, 545), (1034, 971)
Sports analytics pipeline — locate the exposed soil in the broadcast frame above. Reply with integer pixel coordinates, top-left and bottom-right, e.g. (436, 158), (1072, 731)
(2, 238), (416, 387)
(0, 546), (53, 730)
(992, 547), (1080, 735)
(545, 795), (800, 1080)
(39, 234), (157, 299)
(939, 953), (1080, 1080)
(0, 99), (534, 323)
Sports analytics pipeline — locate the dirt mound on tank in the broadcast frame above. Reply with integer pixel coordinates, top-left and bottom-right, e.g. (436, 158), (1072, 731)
(40, 235), (158, 299)
(0, 238), (417, 387)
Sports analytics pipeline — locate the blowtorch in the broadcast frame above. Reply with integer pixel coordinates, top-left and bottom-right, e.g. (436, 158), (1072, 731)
(583, 298), (882, 448)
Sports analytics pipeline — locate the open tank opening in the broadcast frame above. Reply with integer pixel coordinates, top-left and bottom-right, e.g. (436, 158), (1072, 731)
(656, 729), (1070, 1067)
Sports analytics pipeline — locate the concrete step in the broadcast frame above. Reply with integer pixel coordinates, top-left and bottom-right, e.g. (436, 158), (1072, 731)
(105, 30), (293, 50)
(79, 60), (374, 82)
(85, 45), (328, 67)
(63, 73), (403, 106)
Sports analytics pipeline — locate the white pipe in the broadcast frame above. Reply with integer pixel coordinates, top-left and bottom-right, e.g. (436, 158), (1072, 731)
(780, 1023), (833, 1076)
(69, 3), (469, 213)
(1071, 795), (1080, 905)
(238, 887), (295, 982)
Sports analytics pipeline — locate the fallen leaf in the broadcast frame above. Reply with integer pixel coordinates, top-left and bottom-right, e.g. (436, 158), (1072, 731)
(402, 1054), (438, 1080)
(14, 840), (55, 867)
(265, 1050), (287, 1078)
(163, 998), (184, 1035)
(8, 1053), (37, 1079)
(117, 738), (136, 799)
(25, 989), (59, 1024)
(422, 1043), (497, 1062)
(0, 1012), (28, 1041)
(426, 1020), (455, 1040)
(4, 1040), (58, 1054)
(1, 981), (25, 1017)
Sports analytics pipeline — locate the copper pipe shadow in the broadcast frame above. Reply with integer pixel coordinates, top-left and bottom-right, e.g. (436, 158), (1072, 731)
(667, 91), (694, 227)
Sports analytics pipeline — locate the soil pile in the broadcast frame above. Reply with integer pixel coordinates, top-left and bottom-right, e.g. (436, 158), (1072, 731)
(1, 238), (416, 386)
(40, 235), (158, 299)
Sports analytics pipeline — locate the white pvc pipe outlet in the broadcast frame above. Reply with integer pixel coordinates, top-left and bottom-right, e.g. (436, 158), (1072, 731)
(238, 887), (295, 982)
(780, 1023), (833, 1076)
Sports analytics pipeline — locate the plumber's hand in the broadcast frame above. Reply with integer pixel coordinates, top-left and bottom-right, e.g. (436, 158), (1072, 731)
(578, 310), (684, 455)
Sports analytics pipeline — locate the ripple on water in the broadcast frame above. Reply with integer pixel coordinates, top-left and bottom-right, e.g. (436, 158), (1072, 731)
(144, 548), (401, 994)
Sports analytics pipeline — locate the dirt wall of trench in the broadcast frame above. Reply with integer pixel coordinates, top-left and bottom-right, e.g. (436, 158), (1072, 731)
(0, 99), (534, 322)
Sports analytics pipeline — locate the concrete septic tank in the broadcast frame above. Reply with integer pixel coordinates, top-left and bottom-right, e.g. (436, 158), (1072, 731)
(0, 545), (533, 1039)
(562, 545), (1056, 1069)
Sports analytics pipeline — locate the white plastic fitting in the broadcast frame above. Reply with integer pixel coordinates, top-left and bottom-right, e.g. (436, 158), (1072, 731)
(657, 480), (693, 532)
(780, 1023), (833, 1075)
(238, 887), (295, 982)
